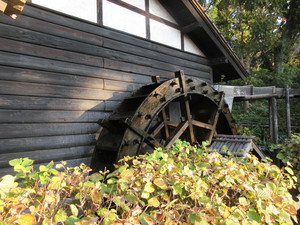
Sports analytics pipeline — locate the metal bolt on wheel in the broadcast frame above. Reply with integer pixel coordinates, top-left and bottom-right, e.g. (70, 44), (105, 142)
(91, 71), (237, 171)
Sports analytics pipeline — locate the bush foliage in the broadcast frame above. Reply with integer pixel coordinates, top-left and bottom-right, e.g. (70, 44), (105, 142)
(0, 140), (298, 225)
(276, 134), (300, 186)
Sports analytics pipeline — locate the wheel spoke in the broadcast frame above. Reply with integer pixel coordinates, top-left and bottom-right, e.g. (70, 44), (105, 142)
(161, 108), (170, 138)
(175, 71), (196, 143)
(192, 120), (213, 130)
(150, 121), (165, 137)
(165, 121), (189, 148)
(207, 92), (225, 143)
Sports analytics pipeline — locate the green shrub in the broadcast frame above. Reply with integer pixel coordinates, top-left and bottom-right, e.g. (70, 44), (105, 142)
(276, 134), (300, 187)
(0, 140), (297, 224)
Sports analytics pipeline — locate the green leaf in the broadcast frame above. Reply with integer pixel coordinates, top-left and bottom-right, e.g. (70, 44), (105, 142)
(39, 165), (48, 172)
(55, 209), (67, 223)
(285, 167), (294, 175)
(188, 213), (201, 223)
(89, 173), (104, 182)
(173, 184), (183, 196)
(65, 216), (80, 225)
(247, 209), (261, 223)
(9, 158), (22, 166)
(21, 158), (34, 167)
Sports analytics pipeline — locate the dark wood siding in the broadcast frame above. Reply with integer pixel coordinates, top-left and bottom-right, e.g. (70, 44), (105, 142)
(0, 4), (212, 176)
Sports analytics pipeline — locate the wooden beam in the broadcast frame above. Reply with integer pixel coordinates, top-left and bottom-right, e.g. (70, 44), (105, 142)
(209, 57), (228, 66)
(234, 94), (279, 101)
(97, 0), (103, 25)
(285, 85), (291, 139)
(181, 22), (199, 33)
(215, 85), (300, 100)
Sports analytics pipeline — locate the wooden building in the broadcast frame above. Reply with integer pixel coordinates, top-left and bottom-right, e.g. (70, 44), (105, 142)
(0, 0), (248, 175)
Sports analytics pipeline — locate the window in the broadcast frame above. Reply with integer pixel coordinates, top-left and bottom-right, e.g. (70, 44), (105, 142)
(31, 0), (97, 22)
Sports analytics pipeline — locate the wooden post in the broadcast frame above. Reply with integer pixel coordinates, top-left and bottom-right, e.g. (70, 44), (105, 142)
(271, 97), (279, 144)
(271, 87), (279, 144)
(285, 85), (291, 139)
(269, 99), (273, 141)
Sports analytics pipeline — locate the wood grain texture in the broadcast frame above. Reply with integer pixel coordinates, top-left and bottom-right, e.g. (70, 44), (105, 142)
(0, 134), (97, 153)
(0, 110), (110, 123)
(0, 146), (94, 168)
(0, 3), (213, 175)
(0, 95), (114, 111)
(0, 123), (101, 139)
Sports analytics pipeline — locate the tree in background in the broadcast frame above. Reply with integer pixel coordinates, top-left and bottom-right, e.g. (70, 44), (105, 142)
(199, 0), (299, 85)
(198, 0), (300, 142)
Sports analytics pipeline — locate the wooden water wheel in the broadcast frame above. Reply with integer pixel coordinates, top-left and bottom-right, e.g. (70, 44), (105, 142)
(91, 71), (237, 171)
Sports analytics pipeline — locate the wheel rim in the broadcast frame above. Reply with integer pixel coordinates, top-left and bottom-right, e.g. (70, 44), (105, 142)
(91, 71), (237, 171)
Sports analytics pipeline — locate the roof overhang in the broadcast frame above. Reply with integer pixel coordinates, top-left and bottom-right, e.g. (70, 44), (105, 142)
(159, 0), (248, 82)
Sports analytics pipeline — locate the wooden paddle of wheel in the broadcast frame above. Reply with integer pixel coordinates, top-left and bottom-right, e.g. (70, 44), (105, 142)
(91, 71), (237, 171)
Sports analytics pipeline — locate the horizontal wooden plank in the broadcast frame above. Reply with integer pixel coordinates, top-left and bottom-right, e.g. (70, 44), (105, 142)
(22, 4), (209, 64)
(101, 45), (205, 77)
(0, 134), (97, 153)
(0, 156), (92, 177)
(0, 15), (211, 79)
(0, 51), (151, 84)
(0, 146), (94, 168)
(104, 58), (173, 78)
(103, 80), (143, 92)
(103, 38), (211, 73)
(104, 59), (211, 81)
(0, 22), (210, 74)
(0, 109), (110, 123)
(0, 80), (129, 100)
(0, 19), (207, 78)
(0, 8), (211, 75)
(0, 123), (101, 139)
(0, 37), (103, 67)
(0, 22), (104, 52)
(0, 13), (104, 47)
(0, 95), (119, 111)
(0, 66), (104, 88)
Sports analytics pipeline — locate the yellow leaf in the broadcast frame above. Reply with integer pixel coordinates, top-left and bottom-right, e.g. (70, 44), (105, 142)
(141, 191), (150, 199)
(283, 204), (297, 216)
(17, 214), (36, 225)
(119, 169), (134, 181)
(144, 182), (155, 193)
(91, 189), (101, 203)
(154, 178), (168, 189)
(0, 175), (17, 192)
(70, 204), (78, 217)
(148, 197), (160, 207)
(144, 216), (154, 225)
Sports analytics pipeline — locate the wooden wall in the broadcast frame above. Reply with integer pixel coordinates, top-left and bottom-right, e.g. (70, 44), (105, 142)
(0, 4), (212, 176)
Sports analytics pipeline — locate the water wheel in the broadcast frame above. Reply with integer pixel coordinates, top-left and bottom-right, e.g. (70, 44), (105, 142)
(91, 71), (237, 171)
